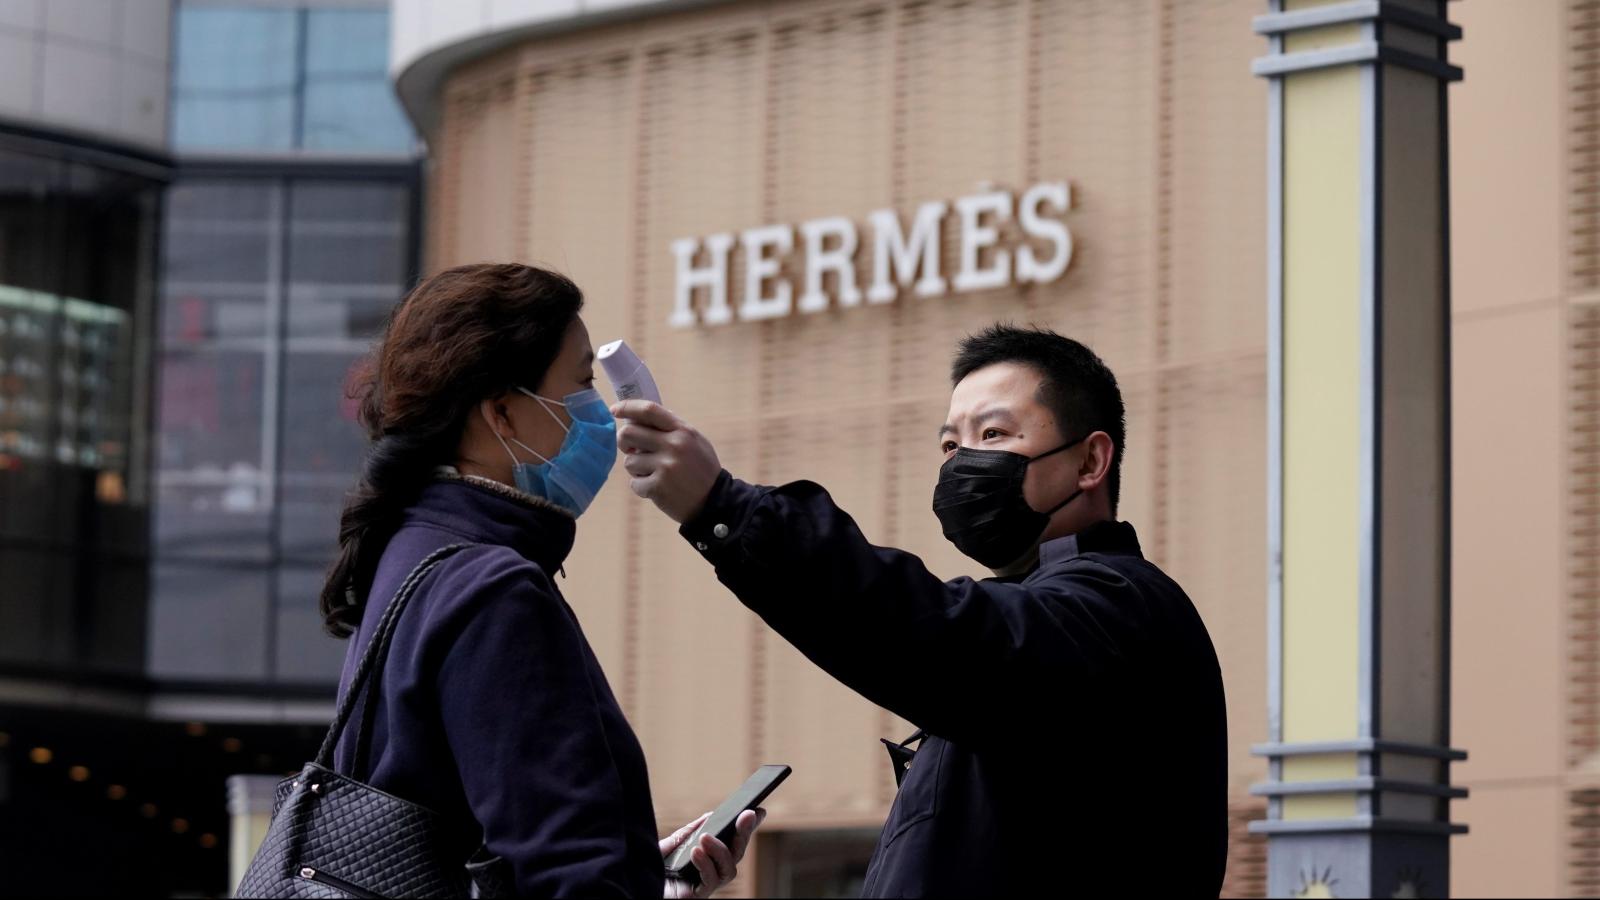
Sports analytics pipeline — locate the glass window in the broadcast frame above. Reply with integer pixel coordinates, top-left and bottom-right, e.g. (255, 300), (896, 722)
(0, 150), (155, 511)
(172, 8), (299, 151)
(277, 479), (347, 562)
(161, 286), (272, 344)
(0, 547), (71, 666)
(154, 480), (274, 563)
(280, 350), (365, 480)
(151, 166), (417, 686)
(275, 565), (347, 683)
(171, 4), (416, 154)
(303, 9), (415, 152)
(162, 181), (279, 286)
(83, 561), (151, 674)
(157, 349), (268, 475)
(156, 179), (278, 562)
(288, 181), (409, 338)
(0, 143), (159, 680)
(277, 349), (364, 562)
(162, 182), (278, 342)
(147, 562), (270, 680)
(154, 348), (272, 560)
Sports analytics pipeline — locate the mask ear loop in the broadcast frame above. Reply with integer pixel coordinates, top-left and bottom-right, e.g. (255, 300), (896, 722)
(507, 435), (552, 465)
(484, 403), (552, 466)
(1032, 432), (1092, 516)
(1041, 487), (1083, 517)
(518, 387), (571, 435)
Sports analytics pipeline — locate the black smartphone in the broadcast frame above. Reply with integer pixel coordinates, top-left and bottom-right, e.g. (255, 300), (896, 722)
(664, 764), (791, 886)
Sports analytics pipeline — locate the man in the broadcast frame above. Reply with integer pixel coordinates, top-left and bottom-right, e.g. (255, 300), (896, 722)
(614, 325), (1227, 897)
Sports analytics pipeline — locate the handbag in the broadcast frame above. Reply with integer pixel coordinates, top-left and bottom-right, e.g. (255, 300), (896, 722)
(236, 543), (508, 899)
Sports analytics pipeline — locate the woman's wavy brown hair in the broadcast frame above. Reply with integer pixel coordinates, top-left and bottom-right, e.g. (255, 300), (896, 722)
(319, 263), (583, 637)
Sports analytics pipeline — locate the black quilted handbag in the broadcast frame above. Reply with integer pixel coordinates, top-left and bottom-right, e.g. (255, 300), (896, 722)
(236, 544), (508, 899)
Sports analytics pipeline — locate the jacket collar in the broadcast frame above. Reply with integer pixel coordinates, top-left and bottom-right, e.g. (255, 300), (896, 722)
(1036, 520), (1144, 570)
(402, 470), (577, 575)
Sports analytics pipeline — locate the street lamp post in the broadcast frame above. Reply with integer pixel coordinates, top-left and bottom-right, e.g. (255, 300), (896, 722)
(1251, 1), (1467, 896)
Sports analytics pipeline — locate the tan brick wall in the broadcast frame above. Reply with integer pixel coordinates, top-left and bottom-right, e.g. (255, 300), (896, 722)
(421, 0), (1276, 891)
(1222, 797), (1268, 899)
(414, 0), (1598, 894)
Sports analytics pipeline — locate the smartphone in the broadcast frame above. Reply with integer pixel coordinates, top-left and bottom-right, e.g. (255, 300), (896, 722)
(597, 339), (662, 405)
(664, 764), (791, 885)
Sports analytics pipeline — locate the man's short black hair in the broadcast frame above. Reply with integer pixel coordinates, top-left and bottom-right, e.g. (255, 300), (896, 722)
(950, 324), (1127, 514)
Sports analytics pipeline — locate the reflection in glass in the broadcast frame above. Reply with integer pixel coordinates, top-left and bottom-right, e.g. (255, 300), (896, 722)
(154, 166), (416, 682)
(304, 9), (415, 152)
(171, 4), (415, 153)
(282, 350), (366, 479)
(275, 564), (346, 683)
(0, 290), (134, 474)
(157, 348), (267, 473)
(172, 8), (298, 151)
(0, 146), (156, 510)
(289, 181), (408, 338)
(0, 140), (160, 676)
(147, 562), (271, 679)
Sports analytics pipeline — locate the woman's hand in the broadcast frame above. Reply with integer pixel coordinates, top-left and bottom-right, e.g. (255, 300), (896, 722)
(660, 808), (767, 898)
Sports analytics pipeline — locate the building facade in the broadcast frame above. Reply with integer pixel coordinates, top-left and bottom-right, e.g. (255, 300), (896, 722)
(391, 0), (1579, 896)
(153, 0), (420, 698)
(0, 0), (174, 894)
(0, 1), (421, 895)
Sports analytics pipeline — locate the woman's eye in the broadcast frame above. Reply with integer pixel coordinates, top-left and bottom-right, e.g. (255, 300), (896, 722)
(983, 429), (1002, 440)
(941, 442), (958, 453)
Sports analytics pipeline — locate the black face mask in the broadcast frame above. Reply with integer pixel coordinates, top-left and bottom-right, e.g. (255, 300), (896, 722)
(931, 435), (1087, 569)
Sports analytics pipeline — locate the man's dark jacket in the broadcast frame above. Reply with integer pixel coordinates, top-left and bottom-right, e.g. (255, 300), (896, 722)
(682, 472), (1228, 897)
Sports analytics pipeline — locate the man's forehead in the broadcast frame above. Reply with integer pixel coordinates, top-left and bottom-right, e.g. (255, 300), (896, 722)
(946, 363), (1049, 423)
(950, 362), (1044, 404)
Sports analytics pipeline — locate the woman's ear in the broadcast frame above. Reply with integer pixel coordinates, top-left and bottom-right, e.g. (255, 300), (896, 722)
(480, 394), (512, 439)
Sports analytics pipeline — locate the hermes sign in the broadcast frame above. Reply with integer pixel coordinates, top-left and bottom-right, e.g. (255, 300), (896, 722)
(669, 182), (1074, 328)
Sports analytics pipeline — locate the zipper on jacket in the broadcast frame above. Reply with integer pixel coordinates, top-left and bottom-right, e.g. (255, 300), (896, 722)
(297, 865), (380, 899)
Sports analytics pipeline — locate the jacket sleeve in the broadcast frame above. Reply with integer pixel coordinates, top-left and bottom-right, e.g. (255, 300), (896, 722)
(426, 547), (641, 898)
(681, 471), (1150, 748)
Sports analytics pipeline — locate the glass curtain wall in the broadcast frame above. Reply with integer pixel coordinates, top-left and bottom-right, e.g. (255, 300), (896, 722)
(152, 170), (416, 685)
(172, 4), (414, 153)
(0, 139), (161, 677)
(152, 0), (419, 686)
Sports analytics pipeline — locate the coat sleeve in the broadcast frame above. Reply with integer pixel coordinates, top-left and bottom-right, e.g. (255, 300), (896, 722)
(680, 471), (1150, 748)
(426, 547), (642, 898)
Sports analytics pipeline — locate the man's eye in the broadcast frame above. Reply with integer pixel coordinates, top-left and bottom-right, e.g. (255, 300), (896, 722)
(983, 428), (1002, 440)
(941, 441), (958, 454)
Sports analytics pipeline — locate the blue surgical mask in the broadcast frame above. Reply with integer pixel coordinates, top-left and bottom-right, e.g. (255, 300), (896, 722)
(488, 387), (617, 516)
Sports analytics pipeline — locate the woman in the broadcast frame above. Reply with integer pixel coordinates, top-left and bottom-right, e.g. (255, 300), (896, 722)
(319, 263), (758, 897)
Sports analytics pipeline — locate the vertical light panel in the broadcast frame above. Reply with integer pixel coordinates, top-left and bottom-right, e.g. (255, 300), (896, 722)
(1280, 53), (1363, 783)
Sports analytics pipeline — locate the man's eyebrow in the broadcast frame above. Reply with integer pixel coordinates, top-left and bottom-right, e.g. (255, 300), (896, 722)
(938, 408), (1016, 439)
(971, 408), (1017, 428)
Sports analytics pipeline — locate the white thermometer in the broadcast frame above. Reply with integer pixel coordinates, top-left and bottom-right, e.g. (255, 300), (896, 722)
(597, 339), (662, 405)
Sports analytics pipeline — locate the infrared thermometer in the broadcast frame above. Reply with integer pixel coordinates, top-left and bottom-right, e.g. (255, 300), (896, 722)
(597, 339), (662, 406)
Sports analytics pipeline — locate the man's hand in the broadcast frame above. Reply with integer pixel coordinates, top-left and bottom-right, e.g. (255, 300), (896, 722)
(659, 809), (766, 898)
(613, 400), (721, 524)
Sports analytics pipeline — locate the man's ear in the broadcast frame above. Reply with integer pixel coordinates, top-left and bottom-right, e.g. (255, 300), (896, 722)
(1077, 431), (1115, 491)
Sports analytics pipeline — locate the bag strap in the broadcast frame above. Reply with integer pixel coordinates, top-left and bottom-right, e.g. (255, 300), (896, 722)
(316, 543), (468, 770)
(349, 543), (470, 778)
